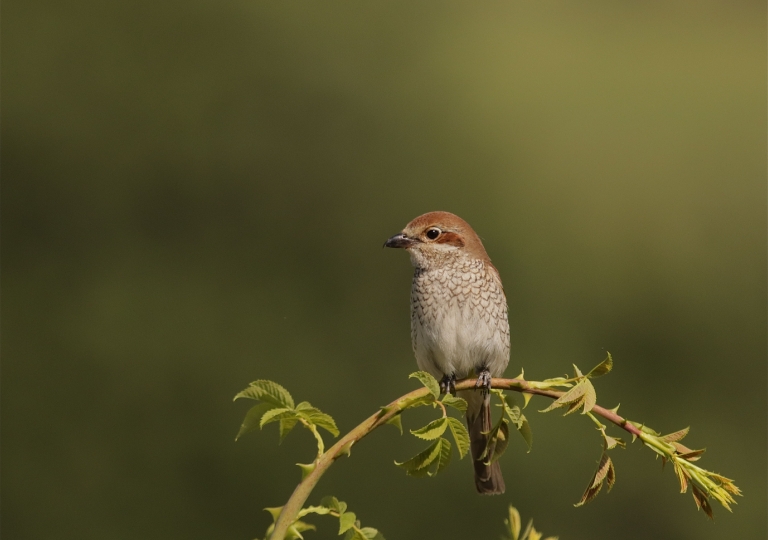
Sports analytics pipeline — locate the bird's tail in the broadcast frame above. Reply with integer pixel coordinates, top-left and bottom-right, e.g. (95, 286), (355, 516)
(461, 389), (505, 495)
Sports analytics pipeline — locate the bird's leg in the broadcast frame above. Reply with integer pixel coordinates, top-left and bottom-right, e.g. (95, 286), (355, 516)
(440, 373), (457, 396)
(475, 367), (492, 395)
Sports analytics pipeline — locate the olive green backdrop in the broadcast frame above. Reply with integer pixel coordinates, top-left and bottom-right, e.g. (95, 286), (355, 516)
(3, 2), (766, 539)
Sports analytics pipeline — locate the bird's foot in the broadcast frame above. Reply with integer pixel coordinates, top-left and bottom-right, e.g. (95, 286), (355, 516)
(475, 368), (492, 395)
(440, 373), (457, 396)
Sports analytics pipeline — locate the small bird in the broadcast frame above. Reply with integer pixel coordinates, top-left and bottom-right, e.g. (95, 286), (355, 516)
(384, 211), (509, 495)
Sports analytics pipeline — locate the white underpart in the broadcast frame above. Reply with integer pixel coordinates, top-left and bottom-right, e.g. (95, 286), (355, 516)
(409, 254), (509, 380)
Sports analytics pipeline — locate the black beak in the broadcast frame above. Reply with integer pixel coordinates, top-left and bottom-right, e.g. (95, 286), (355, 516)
(383, 233), (415, 249)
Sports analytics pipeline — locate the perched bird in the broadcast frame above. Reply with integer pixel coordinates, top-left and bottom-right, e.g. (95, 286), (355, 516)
(384, 211), (510, 495)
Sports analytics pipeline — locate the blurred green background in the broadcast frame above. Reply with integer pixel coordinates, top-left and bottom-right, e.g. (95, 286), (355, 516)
(3, 1), (766, 539)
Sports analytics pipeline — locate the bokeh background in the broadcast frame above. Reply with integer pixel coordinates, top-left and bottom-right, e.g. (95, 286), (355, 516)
(3, 2), (766, 539)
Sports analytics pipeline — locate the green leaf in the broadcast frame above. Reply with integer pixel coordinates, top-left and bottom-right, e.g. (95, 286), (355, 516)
(581, 379), (597, 414)
(396, 393), (435, 410)
(395, 439), (442, 474)
(260, 407), (295, 428)
(431, 438), (452, 475)
(339, 511), (357, 534)
(236, 402), (276, 440)
(586, 352), (613, 378)
(320, 496), (346, 515)
(410, 417), (448, 440)
(409, 371), (440, 399)
(603, 434), (625, 450)
(344, 530), (368, 540)
(360, 527), (385, 540)
(279, 416), (299, 442)
(297, 505), (331, 518)
(517, 417), (533, 452)
(447, 417), (470, 458)
(295, 405), (340, 437)
(539, 379), (588, 414)
(285, 521), (314, 540)
(441, 394), (467, 412)
(234, 380), (294, 409)
(520, 518), (533, 540)
(504, 505), (521, 540)
(385, 414), (403, 434)
(486, 419), (510, 465)
(572, 364), (584, 378)
(500, 395), (532, 451)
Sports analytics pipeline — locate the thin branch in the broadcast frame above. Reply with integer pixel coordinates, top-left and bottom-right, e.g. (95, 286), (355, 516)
(269, 376), (639, 540)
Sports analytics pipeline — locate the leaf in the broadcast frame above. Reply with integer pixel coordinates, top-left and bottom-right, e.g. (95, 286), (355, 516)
(673, 462), (689, 493)
(409, 371), (440, 399)
(320, 496), (347, 515)
(344, 530), (368, 540)
(236, 402), (276, 440)
(691, 484), (714, 519)
(360, 527), (385, 540)
(395, 439), (442, 474)
(431, 438), (452, 475)
(295, 405), (340, 437)
(285, 521), (315, 540)
(572, 364), (584, 378)
(234, 380), (294, 409)
(539, 380), (588, 413)
(586, 352), (613, 378)
(574, 452), (614, 507)
(441, 394), (468, 412)
(297, 505), (331, 518)
(291, 520), (316, 534)
(538, 377), (571, 386)
(505, 505), (521, 540)
(501, 394), (532, 452)
(410, 417), (448, 440)
(280, 416), (299, 442)
(385, 414), (403, 434)
(260, 407), (295, 428)
(603, 434), (625, 450)
(487, 420), (510, 465)
(520, 519), (533, 540)
(396, 393), (435, 410)
(446, 417), (470, 458)
(661, 427), (690, 443)
(339, 511), (357, 534)
(527, 527), (542, 540)
(517, 417), (533, 452)
(581, 380), (597, 414)
(677, 448), (706, 462)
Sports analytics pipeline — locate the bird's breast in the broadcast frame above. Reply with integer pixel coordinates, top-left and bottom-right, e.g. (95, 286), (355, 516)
(410, 261), (510, 378)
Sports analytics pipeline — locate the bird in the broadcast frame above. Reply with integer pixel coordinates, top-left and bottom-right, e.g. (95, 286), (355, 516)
(384, 211), (510, 495)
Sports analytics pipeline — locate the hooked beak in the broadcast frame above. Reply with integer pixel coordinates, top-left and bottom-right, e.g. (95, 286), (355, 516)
(383, 232), (417, 249)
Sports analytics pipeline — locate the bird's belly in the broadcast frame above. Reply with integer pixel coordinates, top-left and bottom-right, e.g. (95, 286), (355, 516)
(412, 302), (507, 379)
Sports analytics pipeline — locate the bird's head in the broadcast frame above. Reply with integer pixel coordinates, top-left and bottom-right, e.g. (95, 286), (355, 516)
(384, 211), (490, 269)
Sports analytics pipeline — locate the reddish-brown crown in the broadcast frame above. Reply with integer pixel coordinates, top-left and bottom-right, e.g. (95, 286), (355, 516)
(402, 211), (491, 262)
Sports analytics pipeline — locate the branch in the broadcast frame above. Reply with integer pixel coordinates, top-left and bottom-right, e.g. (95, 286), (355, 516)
(269, 376), (637, 540)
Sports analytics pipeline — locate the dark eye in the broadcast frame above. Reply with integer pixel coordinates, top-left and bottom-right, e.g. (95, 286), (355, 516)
(426, 228), (441, 240)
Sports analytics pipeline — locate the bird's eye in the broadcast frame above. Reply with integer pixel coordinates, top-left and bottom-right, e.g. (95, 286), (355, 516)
(426, 228), (441, 240)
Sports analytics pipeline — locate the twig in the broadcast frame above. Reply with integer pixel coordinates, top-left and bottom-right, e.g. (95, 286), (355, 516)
(269, 377), (638, 540)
